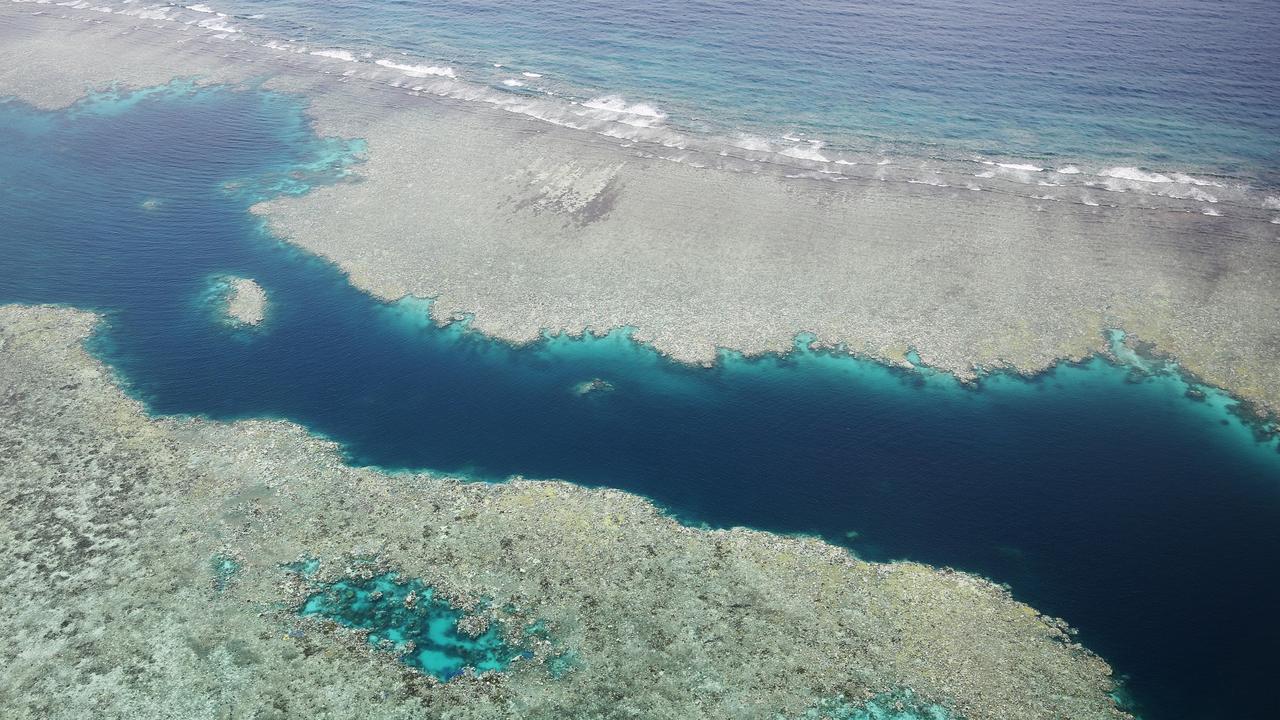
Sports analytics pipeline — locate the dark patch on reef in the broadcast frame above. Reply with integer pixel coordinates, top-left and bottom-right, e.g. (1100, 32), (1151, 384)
(572, 175), (622, 226)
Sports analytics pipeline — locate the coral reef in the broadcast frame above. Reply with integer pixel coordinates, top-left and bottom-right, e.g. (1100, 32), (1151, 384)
(0, 305), (1127, 718)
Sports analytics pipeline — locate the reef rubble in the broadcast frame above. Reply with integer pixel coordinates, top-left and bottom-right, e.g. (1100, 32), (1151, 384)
(221, 276), (267, 326)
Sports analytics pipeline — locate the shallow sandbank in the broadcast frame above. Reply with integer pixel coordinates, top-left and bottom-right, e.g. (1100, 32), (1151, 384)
(221, 275), (267, 326)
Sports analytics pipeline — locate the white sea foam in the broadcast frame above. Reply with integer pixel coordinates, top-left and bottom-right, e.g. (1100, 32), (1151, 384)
(578, 96), (668, 128)
(876, 159), (891, 166)
(1082, 195), (1100, 206)
(197, 16), (237, 33)
(375, 59), (456, 78)
(1172, 172), (1224, 187)
(115, 4), (169, 19)
(1056, 165), (1082, 175)
(1202, 207), (1221, 216)
(1099, 166), (1173, 183)
(597, 122), (686, 146)
(264, 40), (301, 53)
(1261, 196), (1280, 210)
(997, 162), (1043, 172)
(186, 3), (214, 12)
(502, 78), (525, 88)
(522, 72), (542, 78)
(974, 171), (995, 178)
(1097, 169), (1222, 202)
(779, 143), (829, 163)
(581, 96), (665, 119)
(310, 49), (356, 62)
(729, 135), (774, 153)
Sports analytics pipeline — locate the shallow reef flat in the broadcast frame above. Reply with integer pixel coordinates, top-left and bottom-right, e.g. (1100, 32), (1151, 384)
(221, 276), (268, 326)
(0, 305), (1125, 719)
(1, 6), (1278, 421)
(256, 98), (1280, 424)
(0, 9), (253, 110)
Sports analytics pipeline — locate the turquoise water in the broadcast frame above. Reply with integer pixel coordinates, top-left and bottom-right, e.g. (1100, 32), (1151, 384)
(2, 86), (1279, 719)
(295, 571), (520, 680)
(114, 0), (1280, 186)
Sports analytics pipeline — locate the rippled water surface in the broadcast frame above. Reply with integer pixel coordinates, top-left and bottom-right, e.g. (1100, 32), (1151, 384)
(200, 0), (1280, 183)
(1, 87), (1278, 720)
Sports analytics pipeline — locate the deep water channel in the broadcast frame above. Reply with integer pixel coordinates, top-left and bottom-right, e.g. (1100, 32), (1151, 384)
(1, 87), (1277, 720)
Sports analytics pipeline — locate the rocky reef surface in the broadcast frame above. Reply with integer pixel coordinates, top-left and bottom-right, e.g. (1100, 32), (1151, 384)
(220, 276), (267, 326)
(0, 304), (1126, 719)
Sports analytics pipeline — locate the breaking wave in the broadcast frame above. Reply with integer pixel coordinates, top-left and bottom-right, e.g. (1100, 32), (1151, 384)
(13, 0), (1278, 220)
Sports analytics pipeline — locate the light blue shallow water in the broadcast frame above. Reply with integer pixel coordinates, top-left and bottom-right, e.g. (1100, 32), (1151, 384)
(1, 86), (1278, 719)
(201, 0), (1280, 184)
(295, 571), (523, 680)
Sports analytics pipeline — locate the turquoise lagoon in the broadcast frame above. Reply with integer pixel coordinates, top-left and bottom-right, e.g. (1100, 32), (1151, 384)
(1, 86), (1278, 720)
(294, 571), (521, 681)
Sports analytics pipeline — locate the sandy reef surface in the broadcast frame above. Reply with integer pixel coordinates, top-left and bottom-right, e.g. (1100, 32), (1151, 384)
(0, 7), (1277, 419)
(0, 304), (1125, 718)
(222, 276), (268, 326)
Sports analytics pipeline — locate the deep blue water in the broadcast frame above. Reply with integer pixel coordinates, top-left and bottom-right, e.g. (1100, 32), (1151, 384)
(1, 88), (1279, 719)
(201, 0), (1280, 183)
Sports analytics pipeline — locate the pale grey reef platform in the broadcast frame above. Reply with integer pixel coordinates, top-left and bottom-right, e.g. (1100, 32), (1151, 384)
(1, 7), (1278, 418)
(257, 108), (1280, 417)
(220, 276), (267, 326)
(0, 304), (1125, 718)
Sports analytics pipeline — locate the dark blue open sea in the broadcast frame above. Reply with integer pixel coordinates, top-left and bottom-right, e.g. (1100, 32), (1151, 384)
(1, 82), (1278, 720)
(190, 0), (1280, 186)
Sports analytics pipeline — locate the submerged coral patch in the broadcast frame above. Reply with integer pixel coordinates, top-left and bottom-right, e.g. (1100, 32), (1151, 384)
(283, 556), (321, 579)
(210, 553), (241, 591)
(571, 377), (614, 396)
(294, 572), (521, 681)
(794, 691), (952, 720)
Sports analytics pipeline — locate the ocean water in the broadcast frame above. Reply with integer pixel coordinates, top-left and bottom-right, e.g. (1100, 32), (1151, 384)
(64, 0), (1280, 192)
(1, 86), (1278, 720)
